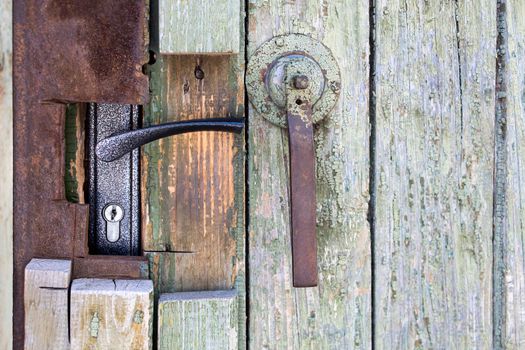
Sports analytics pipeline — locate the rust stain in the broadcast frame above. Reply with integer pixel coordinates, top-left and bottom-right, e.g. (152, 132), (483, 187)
(13, 0), (150, 346)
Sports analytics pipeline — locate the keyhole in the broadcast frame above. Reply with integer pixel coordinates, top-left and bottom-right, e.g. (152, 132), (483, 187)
(111, 206), (117, 221)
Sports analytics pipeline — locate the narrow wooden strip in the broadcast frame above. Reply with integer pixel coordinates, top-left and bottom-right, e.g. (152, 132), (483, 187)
(0, 0), (12, 348)
(502, 0), (525, 348)
(70, 279), (153, 350)
(158, 290), (238, 350)
(73, 255), (149, 280)
(159, 0), (240, 54)
(24, 259), (71, 350)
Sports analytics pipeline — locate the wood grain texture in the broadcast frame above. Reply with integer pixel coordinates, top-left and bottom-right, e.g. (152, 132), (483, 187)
(70, 279), (153, 350)
(502, 0), (525, 348)
(158, 290), (238, 350)
(373, 1), (496, 348)
(159, 0), (240, 54)
(142, 56), (244, 288)
(64, 103), (86, 204)
(0, 1), (12, 348)
(247, 1), (371, 349)
(143, 4), (246, 346)
(24, 259), (71, 350)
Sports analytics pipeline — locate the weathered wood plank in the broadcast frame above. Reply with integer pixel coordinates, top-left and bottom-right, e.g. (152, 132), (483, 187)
(247, 1), (371, 348)
(0, 1), (12, 348)
(64, 103), (86, 204)
(70, 279), (153, 350)
(158, 290), (238, 350)
(143, 3), (246, 347)
(501, 0), (525, 348)
(373, 1), (496, 348)
(159, 0), (240, 54)
(24, 259), (71, 350)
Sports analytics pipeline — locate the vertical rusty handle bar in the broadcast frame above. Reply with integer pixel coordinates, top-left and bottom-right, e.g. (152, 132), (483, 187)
(286, 82), (318, 287)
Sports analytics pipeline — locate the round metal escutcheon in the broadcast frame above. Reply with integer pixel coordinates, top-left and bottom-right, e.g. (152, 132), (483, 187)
(246, 34), (341, 128)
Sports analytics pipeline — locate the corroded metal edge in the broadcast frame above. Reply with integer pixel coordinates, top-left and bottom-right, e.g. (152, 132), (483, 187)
(13, 1), (150, 347)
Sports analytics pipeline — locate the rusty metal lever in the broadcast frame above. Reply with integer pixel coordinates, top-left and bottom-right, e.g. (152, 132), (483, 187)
(286, 75), (318, 287)
(246, 35), (341, 288)
(96, 118), (244, 162)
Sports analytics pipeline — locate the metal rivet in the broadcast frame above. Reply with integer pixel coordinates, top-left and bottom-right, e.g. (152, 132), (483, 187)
(293, 75), (310, 89)
(330, 81), (341, 93)
(275, 38), (285, 47)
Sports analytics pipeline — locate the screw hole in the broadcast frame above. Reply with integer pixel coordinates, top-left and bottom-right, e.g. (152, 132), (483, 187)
(296, 99), (303, 105)
(194, 65), (205, 80)
(148, 50), (157, 65)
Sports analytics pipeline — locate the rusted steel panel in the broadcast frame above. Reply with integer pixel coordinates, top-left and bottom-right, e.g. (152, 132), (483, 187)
(15, 0), (149, 105)
(73, 256), (149, 279)
(13, 1), (149, 347)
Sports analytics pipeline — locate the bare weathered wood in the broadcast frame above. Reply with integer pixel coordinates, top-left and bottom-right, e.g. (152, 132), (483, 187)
(247, 1), (371, 348)
(159, 0), (240, 54)
(24, 259), (71, 350)
(501, 0), (525, 348)
(0, 1), (12, 348)
(70, 279), (153, 350)
(373, 1), (496, 348)
(158, 290), (238, 350)
(64, 103), (86, 204)
(143, 3), (246, 347)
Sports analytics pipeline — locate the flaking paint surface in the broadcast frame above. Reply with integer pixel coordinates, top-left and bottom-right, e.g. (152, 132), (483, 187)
(247, 0), (371, 348)
(373, 1), (496, 348)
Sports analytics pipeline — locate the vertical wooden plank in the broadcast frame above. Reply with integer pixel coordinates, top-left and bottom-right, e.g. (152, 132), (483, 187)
(143, 2), (246, 348)
(373, 1), (496, 348)
(247, 1), (371, 349)
(158, 290), (238, 349)
(0, 0), (12, 348)
(159, 0), (240, 54)
(501, 0), (525, 348)
(70, 279), (153, 350)
(24, 259), (71, 350)
(64, 103), (86, 204)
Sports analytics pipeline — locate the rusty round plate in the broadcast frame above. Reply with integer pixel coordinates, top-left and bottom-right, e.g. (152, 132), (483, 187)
(246, 34), (341, 128)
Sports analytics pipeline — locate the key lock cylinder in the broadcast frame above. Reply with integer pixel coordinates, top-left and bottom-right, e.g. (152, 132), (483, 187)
(246, 34), (341, 287)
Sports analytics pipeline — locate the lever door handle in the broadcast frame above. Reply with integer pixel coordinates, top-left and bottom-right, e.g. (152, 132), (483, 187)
(246, 34), (341, 287)
(96, 118), (244, 162)
(87, 105), (244, 256)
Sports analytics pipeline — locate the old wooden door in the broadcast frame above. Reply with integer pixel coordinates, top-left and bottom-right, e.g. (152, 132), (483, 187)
(146, 0), (524, 349)
(5, 0), (525, 349)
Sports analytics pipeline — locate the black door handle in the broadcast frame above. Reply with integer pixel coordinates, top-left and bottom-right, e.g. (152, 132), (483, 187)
(96, 118), (244, 162)
(87, 104), (244, 256)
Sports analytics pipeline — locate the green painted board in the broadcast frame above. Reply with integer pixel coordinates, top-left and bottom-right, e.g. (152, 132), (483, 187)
(158, 290), (238, 350)
(500, 0), (525, 348)
(373, 1), (496, 348)
(0, 0), (12, 348)
(159, 0), (240, 54)
(247, 1), (371, 349)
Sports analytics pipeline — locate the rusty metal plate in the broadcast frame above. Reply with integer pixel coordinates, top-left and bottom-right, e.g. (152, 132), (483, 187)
(246, 34), (341, 127)
(13, 0), (150, 347)
(73, 256), (149, 279)
(16, 0), (149, 105)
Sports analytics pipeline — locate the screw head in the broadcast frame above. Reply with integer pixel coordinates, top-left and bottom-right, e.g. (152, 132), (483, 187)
(260, 105), (270, 114)
(330, 81), (341, 93)
(293, 75), (310, 89)
(275, 38), (285, 47)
